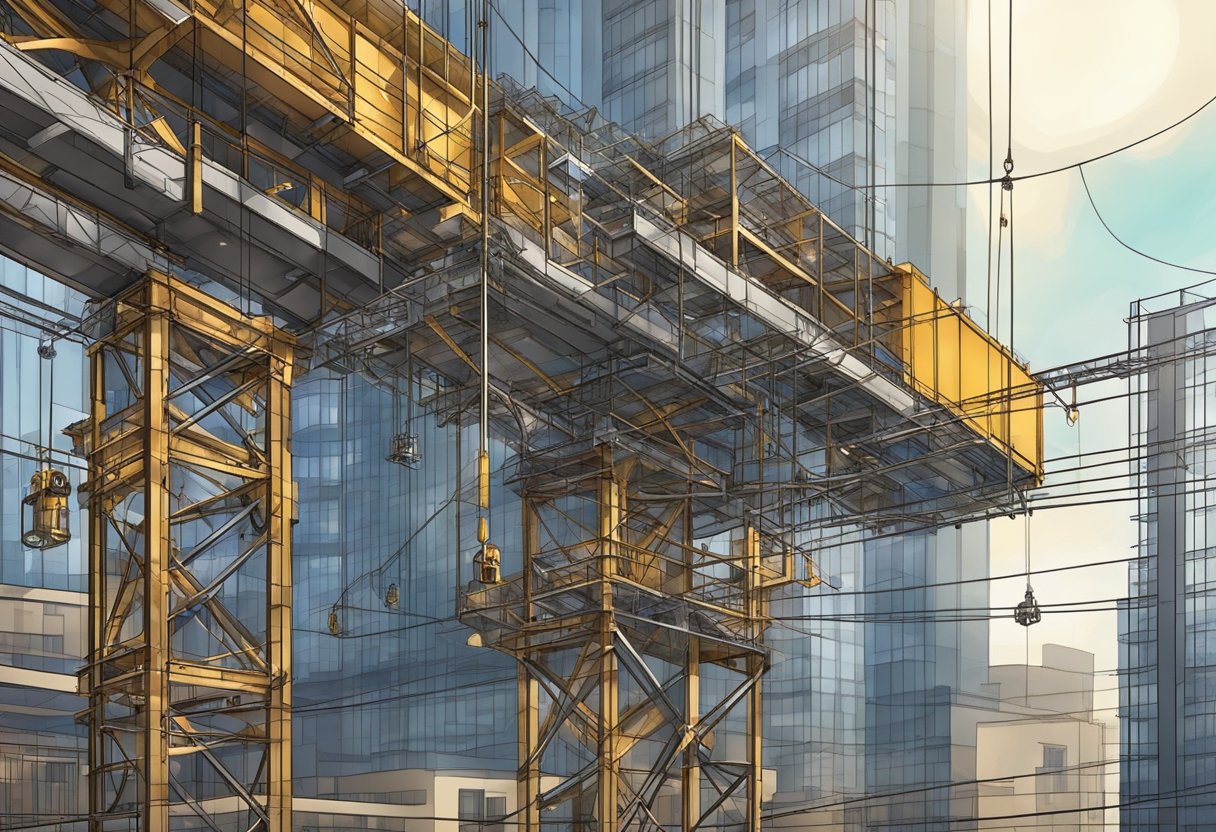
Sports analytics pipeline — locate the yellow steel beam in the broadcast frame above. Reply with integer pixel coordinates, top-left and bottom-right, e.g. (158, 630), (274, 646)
(682, 500), (701, 832)
(744, 526), (763, 832)
(596, 447), (620, 828)
(143, 279), (171, 832)
(425, 313), (481, 375)
(266, 327), (294, 832)
(181, 0), (475, 206)
(85, 271), (294, 832)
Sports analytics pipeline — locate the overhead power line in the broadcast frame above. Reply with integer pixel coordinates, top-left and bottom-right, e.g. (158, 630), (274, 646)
(868, 88), (1216, 190)
(1080, 165), (1216, 276)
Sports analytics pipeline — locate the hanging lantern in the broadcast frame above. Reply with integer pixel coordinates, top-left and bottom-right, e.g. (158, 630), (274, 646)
(21, 468), (71, 549)
(327, 608), (341, 636)
(388, 352), (423, 469)
(387, 433), (422, 468)
(1066, 381), (1080, 425)
(1014, 587), (1042, 627)
(385, 583), (400, 609)
(475, 542), (502, 585)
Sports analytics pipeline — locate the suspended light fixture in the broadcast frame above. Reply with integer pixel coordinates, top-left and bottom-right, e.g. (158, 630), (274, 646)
(21, 468), (71, 549)
(388, 433), (422, 468)
(476, 542), (502, 585)
(327, 607), (341, 636)
(22, 341), (70, 549)
(1065, 381), (1080, 425)
(1013, 514), (1040, 626)
(387, 341), (422, 468)
(1014, 586), (1042, 627)
(384, 582), (400, 609)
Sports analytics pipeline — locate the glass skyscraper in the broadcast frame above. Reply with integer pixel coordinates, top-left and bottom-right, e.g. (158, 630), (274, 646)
(1122, 284), (1216, 831)
(0, 261), (90, 824)
(494, 0), (967, 291)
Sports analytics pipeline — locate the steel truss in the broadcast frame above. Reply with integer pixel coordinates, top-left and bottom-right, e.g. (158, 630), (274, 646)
(79, 271), (294, 832)
(464, 445), (799, 832)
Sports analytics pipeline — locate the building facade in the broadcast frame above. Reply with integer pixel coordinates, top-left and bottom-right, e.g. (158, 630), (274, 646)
(0, 262), (89, 826)
(1122, 284), (1216, 831)
(494, 0), (968, 288)
(978, 646), (1107, 832)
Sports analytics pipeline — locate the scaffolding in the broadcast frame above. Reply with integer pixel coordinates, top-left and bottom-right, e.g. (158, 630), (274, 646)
(0, 1), (1047, 831)
(76, 271), (294, 832)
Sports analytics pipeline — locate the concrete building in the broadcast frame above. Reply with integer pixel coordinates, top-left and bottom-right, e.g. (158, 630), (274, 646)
(978, 646), (1107, 832)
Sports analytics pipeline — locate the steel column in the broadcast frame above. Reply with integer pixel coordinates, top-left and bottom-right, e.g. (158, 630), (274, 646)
(597, 445), (622, 832)
(82, 271), (295, 832)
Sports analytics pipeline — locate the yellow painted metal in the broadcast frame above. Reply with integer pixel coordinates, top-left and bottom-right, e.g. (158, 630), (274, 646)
(189, 120), (202, 215)
(86, 348), (105, 832)
(82, 271), (294, 832)
(184, 0), (475, 203)
(20, 467), (72, 548)
(682, 495), (701, 832)
(478, 449), (491, 511)
(744, 527), (764, 832)
(896, 263), (1044, 482)
(730, 136), (740, 269)
(425, 313), (481, 375)
(486, 108), (1044, 481)
(463, 447), (770, 831)
(597, 444), (622, 831)
(2, 0), (479, 255)
(144, 287), (170, 832)
(266, 315), (294, 832)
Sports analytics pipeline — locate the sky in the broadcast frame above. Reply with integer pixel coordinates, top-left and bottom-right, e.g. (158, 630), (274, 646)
(963, 0), (1216, 756)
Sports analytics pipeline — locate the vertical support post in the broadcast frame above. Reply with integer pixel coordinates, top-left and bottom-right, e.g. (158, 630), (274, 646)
(143, 283), (171, 832)
(519, 667), (541, 831)
(415, 0), (424, 152)
(86, 331), (105, 832)
(682, 642), (700, 832)
(598, 618), (618, 832)
(266, 337), (294, 832)
(475, 0), (494, 577)
(541, 139), (551, 259)
(682, 498), (699, 832)
(519, 499), (541, 832)
(597, 445), (621, 832)
(744, 525), (763, 832)
(729, 136), (739, 269)
(817, 212), (825, 321)
(309, 176), (325, 224)
(496, 113), (506, 217)
(189, 120), (203, 214)
(123, 0), (136, 190)
(853, 247), (861, 347)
